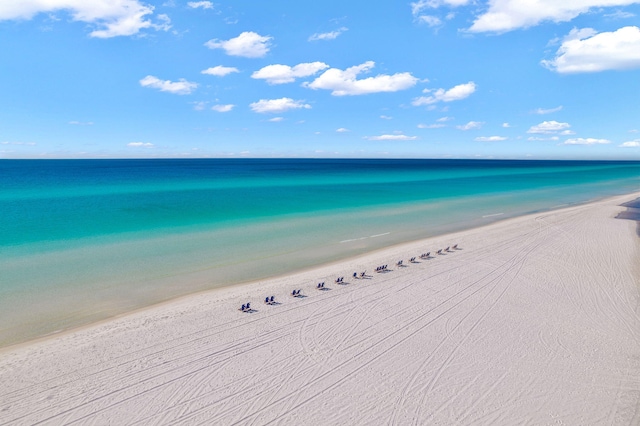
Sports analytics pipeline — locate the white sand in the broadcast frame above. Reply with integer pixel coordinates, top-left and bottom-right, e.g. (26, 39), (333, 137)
(1, 193), (640, 425)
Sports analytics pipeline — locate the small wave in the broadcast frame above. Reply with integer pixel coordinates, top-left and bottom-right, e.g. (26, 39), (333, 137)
(482, 213), (504, 218)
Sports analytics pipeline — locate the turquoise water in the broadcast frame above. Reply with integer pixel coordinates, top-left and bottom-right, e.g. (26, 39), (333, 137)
(1, 159), (639, 346)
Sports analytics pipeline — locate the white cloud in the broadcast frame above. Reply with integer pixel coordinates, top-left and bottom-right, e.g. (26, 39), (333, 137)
(304, 61), (418, 96)
(336, 128), (350, 132)
(211, 104), (234, 112)
(562, 138), (611, 145)
(469, 0), (640, 33)
(437, 116), (453, 122)
(69, 121), (94, 125)
(418, 123), (446, 128)
(411, 0), (470, 15)
(533, 105), (563, 114)
(620, 140), (640, 147)
(205, 32), (272, 58)
(527, 120), (571, 134)
(1, 141), (36, 146)
(0, 0), (164, 38)
(249, 98), (311, 114)
(268, 117), (284, 122)
(475, 136), (508, 141)
(502, 122), (511, 127)
(192, 101), (207, 110)
(201, 66), (239, 76)
(380, 115), (393, 120)
(308, 27), (348, 41)
(542, 26), (640, 73)
(187, 1), (213, 9)
(606, 10), (636, 18)
(457, 121), (484, 130)
(127, 142), (154, 147)
(251, 62), (329, 84)
(418, 15), (442, 27)
(139, 75), (197, 95)
(528, 136), (560, 141)
(412, 81), (476, 105)
(366, 134), (418, 141)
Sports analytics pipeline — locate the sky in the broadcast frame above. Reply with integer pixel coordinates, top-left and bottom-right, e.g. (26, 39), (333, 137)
(1, 0), (640, 160)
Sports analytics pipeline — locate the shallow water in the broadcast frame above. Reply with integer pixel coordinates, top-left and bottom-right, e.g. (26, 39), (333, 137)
(1, 159), (640, 346)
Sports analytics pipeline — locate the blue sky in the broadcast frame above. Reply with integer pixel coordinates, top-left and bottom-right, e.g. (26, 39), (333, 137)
(1, 0), (640, 159)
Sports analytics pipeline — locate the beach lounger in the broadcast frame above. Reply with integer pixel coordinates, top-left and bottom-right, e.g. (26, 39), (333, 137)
(437, 249), (442, 255)
(452, 244), (458, 249)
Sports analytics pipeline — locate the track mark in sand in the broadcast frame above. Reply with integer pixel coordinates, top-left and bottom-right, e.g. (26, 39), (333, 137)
(398, 218), (548, 424)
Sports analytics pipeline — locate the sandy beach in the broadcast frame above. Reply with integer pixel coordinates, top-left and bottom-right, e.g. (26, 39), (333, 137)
(1, 192), (639, 425)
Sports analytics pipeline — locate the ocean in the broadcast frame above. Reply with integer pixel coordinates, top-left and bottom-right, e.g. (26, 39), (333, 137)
(1, 158), (640, 346)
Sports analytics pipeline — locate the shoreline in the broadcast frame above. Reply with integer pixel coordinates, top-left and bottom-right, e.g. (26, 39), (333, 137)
(1, 191), (640, 424)
(2, 190), (640, 353)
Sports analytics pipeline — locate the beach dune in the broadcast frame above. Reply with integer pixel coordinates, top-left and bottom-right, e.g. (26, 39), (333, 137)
(1, 193), (639, 425)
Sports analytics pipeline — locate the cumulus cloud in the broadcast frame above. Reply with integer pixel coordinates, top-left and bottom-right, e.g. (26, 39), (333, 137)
(534, 105), (563, 114)
(418, 123), (446, 128)
(469, 0), (640, 33)
(205, 32), (272, 58)
(411, 0), (470, 15)
(201, 66), (239, 76)
(418, 15), (442, 27)
(620, 140), (640, 147)
(211, 104), (234, 112)
(308, 27), (348, 41)
(527, 121), (572, 134)
(139, 75), (197, 94)
(457, 121), (484, 130)
(304, 61), (418, 96)
(562, 138), (611, 145)
(127, 142), (154, 147)
(249, 98), (311, 114)
(336, 128), (350, 132)
(542, 26), (640, 73)
(411, 0), (469, 28)
(475, 136), (507, 141)
(412, 81), (476, 105)
(502, 122), (511, 127)
(268, 117), (284, 122)
(0, 0), (166, 38)
(187, 1), (213, 9)
(365, 134), (418, 141)
(251, 62), (329, 84)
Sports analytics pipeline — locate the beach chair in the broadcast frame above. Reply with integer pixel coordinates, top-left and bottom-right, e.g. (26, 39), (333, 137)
(437, 249), (442, 255)
(452, 244), (458, 250)
(265, 296), (270, 304)
(240, 304), (246, 312)
(396, 260), (403, 267)
(360, 271), (366, 278)
(445, 246), (450, 252)
(353, 272), (358, 279)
